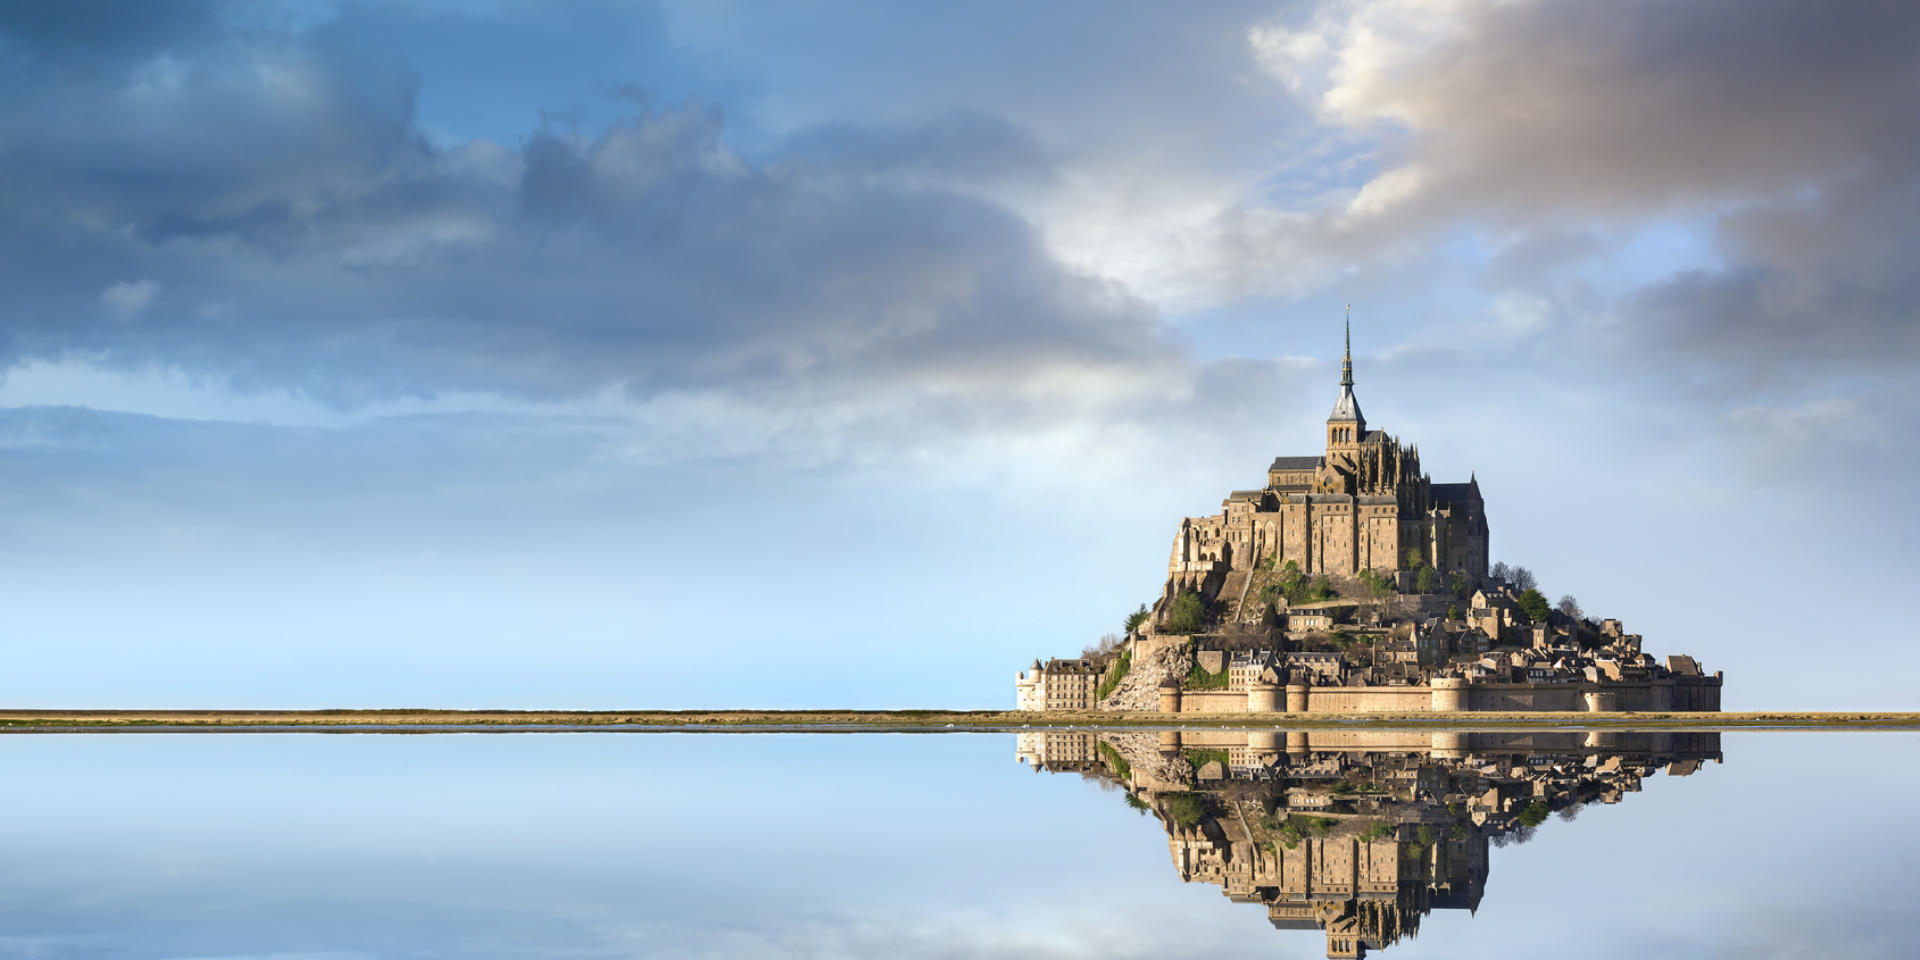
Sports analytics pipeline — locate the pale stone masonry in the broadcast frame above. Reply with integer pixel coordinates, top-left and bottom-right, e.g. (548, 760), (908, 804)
(1015, 318), (1722, 714)
(1160, 319), (1488, 614)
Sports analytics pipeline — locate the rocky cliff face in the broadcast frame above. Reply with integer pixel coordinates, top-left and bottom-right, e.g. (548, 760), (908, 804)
(1098, 640), (1193, 711)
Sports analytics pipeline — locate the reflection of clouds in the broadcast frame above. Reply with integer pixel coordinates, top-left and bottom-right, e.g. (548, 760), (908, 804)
(594, 907), (1256, 960)
(1713, 901), (1906, 960)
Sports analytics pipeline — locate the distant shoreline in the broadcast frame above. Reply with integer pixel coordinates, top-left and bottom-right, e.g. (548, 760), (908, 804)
(0, 709), (1915, 731)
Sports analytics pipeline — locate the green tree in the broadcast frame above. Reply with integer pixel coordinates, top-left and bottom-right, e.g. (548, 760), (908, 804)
(1517, 588), (1551, 623)
(1123, 603), (1150, 635)
(1516, 802), (1551, 828)
(1164, 793), (1210, 828)
(1165, 590), (1207, 634)
(1403, 546), (1425, 568)
(1449, 570), (1471, 598)
(1416, 566), (1438, 593)
(1447, 604), (1462, 620)
(1356, 568), (1393, 599)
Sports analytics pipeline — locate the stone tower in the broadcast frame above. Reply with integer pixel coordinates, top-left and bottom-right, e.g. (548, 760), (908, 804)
(1325, 309), (1365, 461)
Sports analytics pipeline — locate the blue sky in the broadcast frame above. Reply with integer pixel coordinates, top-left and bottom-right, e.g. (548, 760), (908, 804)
(1, 1), (1916, 708)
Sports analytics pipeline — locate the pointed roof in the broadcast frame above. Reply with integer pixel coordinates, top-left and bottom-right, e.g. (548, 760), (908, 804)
(1341, 306), (1354, 388)
(1328, 307), (1365, 423)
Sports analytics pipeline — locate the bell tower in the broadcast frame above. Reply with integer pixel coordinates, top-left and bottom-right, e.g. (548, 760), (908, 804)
(1326, 307), (1365, 457)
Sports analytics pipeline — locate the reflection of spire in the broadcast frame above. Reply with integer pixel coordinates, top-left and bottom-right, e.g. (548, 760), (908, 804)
(1342, 305), (1354, 388)
(1030, 730), (1722, 959)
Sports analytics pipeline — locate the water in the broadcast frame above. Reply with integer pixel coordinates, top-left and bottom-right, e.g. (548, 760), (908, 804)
(0, 729), (1910, 959)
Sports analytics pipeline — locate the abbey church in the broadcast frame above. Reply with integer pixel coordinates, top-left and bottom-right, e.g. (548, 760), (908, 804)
(1160, 321), (1488, 618)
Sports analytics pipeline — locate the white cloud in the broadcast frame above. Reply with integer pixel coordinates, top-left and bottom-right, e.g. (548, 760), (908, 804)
(100, 278), (159, 319)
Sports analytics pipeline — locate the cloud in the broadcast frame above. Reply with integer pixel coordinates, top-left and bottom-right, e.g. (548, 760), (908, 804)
(99, 279), (159, 319)
(1253, 0), (1920, 229)
(1239, 0), (1920, 392)
(0, 5), (1324, 466)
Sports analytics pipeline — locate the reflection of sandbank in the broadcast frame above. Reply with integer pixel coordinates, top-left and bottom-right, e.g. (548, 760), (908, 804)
(1021, 729), (1720, 959)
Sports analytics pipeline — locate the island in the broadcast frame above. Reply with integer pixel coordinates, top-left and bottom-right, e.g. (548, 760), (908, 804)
(1017, 319), (1722, 715)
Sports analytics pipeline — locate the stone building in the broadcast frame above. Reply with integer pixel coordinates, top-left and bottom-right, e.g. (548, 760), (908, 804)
(1158, 320), (1488, 621)
(1014, 658), (1100, 711)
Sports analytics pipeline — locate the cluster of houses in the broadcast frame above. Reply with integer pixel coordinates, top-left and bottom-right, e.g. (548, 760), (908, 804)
(1254, 584), (1711, 689)
(1017, 576), (1722, 713)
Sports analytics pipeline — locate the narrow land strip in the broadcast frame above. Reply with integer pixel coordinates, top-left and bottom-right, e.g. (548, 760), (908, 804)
(0, 709), (1915, 731)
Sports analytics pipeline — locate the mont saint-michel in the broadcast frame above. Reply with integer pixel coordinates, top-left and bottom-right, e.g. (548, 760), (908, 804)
(1018, 322), (1722, 716)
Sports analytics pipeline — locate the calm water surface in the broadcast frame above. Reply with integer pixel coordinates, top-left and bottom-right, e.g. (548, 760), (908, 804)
(0, 729), (1911, 959)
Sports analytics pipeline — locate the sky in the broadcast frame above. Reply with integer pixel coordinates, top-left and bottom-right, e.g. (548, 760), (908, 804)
(0, 0), (1915, 709)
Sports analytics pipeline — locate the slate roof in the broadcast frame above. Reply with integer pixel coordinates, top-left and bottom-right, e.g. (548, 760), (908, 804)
(1328, 385), (1364, 422)
(1269, 455), (1324, 471)
(1430, 482), (1481, 503)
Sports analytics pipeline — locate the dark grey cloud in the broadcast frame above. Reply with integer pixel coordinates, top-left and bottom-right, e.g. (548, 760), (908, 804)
(776, 110), (1056, 186)
(0, 3), (1194, 423)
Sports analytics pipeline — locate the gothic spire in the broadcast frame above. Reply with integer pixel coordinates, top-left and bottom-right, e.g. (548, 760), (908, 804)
(1341, 304), (1354, 388)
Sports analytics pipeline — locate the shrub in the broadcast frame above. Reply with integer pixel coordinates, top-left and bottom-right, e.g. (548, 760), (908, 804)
(1516, 802), (1551, 828)
(1182, 660), (1230, 691)
(1096, 649), (1132, 701)
(1164, 792), (1210, 828)
(1404, 546), (1425, 569)
(1165, 590), (1207, 634)
(1450, 571), (1471, 598)
(1098, 741), (1133, 781)
(1123, 604), (1151, 634)
(1184, 748), (1231, 773)
(1417, 825), (1435, 846)
(1357, 819), (1397, 842)
(1124, 792), (1150, 814)
(1356, 568), (1394, 599)
(1416, 566), (1437, 593)
(1447, 604), (1462, 620)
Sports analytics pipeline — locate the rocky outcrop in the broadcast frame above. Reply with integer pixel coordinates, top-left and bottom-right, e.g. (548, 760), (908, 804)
(1099, 639), (1192, 711)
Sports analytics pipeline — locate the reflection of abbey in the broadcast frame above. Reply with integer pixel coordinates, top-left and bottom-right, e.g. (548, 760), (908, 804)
(1018, 727), (1721, 958)
(1017, 319), (1721, 714)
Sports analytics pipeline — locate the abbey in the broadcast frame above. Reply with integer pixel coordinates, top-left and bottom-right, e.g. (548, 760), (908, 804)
(1014, 314), (1722, 716)
(1162, 321), (1487, 616)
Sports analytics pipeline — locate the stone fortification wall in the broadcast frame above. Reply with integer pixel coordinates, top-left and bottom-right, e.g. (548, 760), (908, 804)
(1150, 677), (1722, 714)
(1293, 687), (1435, 713)
(1094, 634), (1721, 715)
(1174, 690), (1247, 713)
